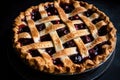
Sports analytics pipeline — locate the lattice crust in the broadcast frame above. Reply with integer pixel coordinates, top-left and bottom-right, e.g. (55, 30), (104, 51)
(13, 0), (117, 74)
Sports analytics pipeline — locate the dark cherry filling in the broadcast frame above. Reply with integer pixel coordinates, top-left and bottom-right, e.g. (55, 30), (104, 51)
(92, 18), (102, 24)
(60, 3), (74, 13)
(40, 34), (52, 41)
(45, 4), (58, 16)
(51, 20), (63, 24)
(70, 53), (82, 64)
(18, 24), (30, 33)
(63, 40), (76, 48)
(69, 15), (80, 20)
(74, 23), (87, 30)
(31, 9), (41, 21)
(89, 41), (110, 60)
(18, 38), (34, 46)
(84, 9), (94, 17)
(89, 42), (105, 59)
(81, 34), (94, 43)
(36, 23), (45, 31)
(89, 47), (98, 59)
(98, 25), (108, 36)
(46, 47), (55, 56)
(53, 58), (63, 67)
(57, 27), (70, 37)
(29, 49), (41, 57)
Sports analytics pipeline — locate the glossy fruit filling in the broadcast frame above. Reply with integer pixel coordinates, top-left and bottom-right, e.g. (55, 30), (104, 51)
(74, 23), (87, 30)
(29, 49), (42, 57)
(69, 15), (81, 20)
(40, 34), (52, 41)
(46, 47), (55, 56)
(98, 25), (108, 36)
(45, 4), (58, 16)
(84, 9), (94, 17)
(36, 23), (45, 31)
(51, 20), (63, 24)
(18, 24), (30, 33)
(60, 3), (74, 13)
(53, 58), (64, 67)
(31, 9), (41, 21)
(81, 34), (94, 44)
(70, 53), (82, 64)
(57, 27), (70, 37)
(18, 38), (34, 46)
(92, 18), (102, 24)
(63, 40), (76, 48)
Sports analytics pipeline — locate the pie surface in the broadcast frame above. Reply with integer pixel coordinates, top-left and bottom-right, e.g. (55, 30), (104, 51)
(13, 0), (117, 74)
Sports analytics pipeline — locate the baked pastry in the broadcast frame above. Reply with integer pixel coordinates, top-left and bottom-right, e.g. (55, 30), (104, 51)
(13, 0), (117, 74)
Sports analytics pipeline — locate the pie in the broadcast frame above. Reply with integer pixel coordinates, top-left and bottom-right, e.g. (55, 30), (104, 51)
(13, 0), (117, 74)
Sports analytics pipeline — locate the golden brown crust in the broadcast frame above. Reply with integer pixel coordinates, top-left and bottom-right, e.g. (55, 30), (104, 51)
(13, 0), (117, 74)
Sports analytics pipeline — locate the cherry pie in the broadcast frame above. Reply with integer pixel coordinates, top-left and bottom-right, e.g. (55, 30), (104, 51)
(13, 0), (117, 74)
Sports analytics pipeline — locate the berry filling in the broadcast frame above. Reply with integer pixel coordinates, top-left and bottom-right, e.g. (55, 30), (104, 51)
(29, 49), (41, 57)
(45, 4), (58, 16)
(53, 58), (63, 67)
(81, 34), (94, 43)
(63, 40), (76, 48)
(89, 42), (106, 59)
(98, 25), (108, 36)
(69, 15), (81, 20)
(36, 23), (45, 31)
(31, 9), (41, 21)
(89, 47), (98, 59)
(70, 54), (82, 64)
(18, 24), (30, 33)
(46, 47), (55, 56)
(74, 23), (87, 30)
(84, 9), (94, 17)
(18, 38), (34, 46)
(51, 20), (63, 24)
(40, 34), (52, 41)
(60, 3), (74, 13)
(92, 18), (102, 24)
(57, 27), (70, 37)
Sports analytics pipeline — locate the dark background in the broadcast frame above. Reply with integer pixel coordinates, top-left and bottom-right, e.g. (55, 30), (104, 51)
(1, 0), (120, 80)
